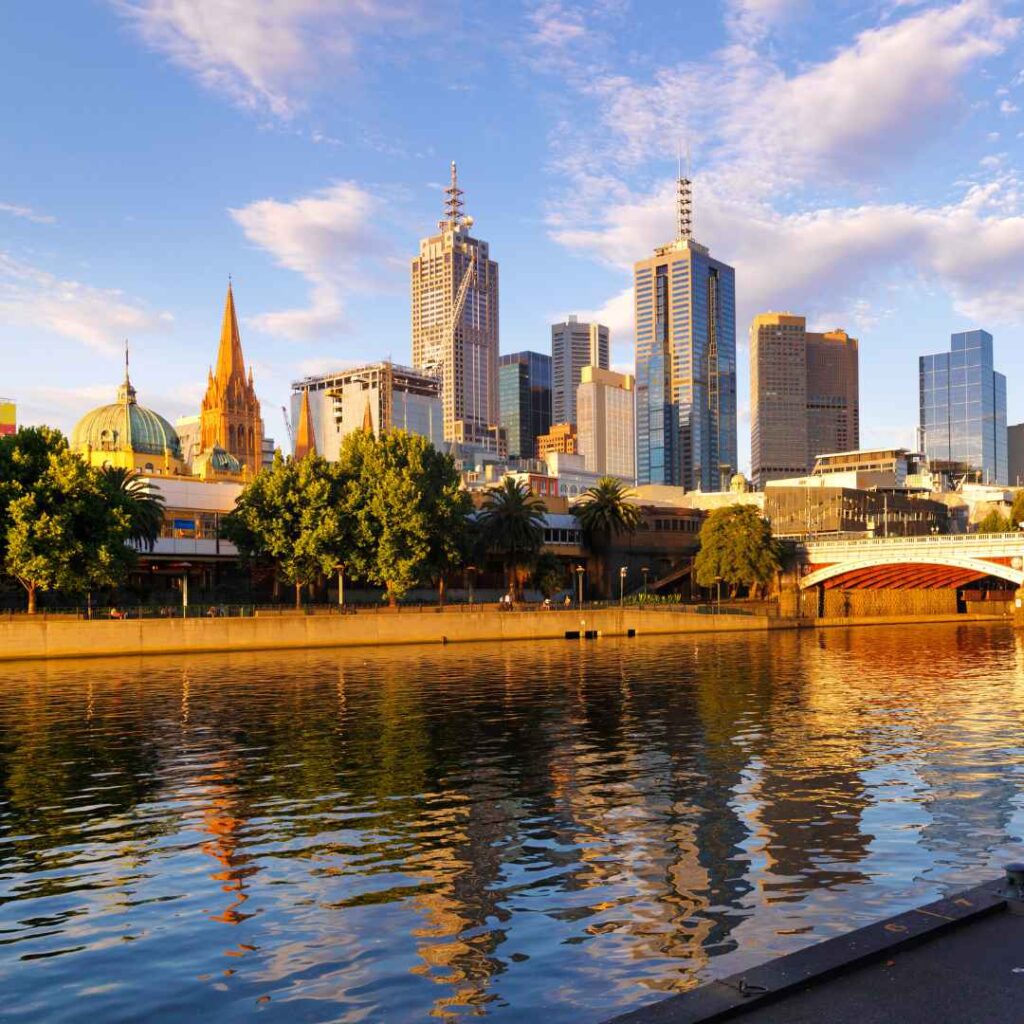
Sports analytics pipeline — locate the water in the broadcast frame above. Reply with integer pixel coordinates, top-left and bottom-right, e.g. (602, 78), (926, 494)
(2, 623), (1024, 1022)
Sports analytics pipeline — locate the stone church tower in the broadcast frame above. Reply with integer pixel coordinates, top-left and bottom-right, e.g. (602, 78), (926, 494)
(200, 283), (263, 472)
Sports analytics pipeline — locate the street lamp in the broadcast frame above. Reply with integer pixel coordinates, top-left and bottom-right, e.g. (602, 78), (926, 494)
(714, 575), (722, 615)
(641, 566), (649, 603)
(619, 566), (627, 607)
(335, 563), (345, 608)
(466, 565), (477, 605)
(178, 562), (192, 617)
(575, 564), (585, 609)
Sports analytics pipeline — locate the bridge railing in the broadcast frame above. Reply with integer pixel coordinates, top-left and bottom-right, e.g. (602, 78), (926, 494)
(803, 532), (1024, 550)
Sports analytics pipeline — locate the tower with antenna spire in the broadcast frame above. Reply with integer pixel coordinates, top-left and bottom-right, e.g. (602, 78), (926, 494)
(632, 160), (737, 491)
(411, 161), (499, 447)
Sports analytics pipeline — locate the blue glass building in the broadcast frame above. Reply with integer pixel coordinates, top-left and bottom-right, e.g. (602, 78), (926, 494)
(919, 329), (1007, 484)
(634, 238), (736, 490)
(498, 351), (552, 459)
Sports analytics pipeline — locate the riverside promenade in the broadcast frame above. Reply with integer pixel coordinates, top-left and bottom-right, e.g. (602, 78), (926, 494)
(0, 605), (1006, 662)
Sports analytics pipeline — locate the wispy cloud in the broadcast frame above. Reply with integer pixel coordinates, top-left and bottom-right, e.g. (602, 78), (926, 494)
(0, 254), (172, 352)
(230, 180), (400, 339)
(113, 0), (427, 117)
(0, 202), (55, 225)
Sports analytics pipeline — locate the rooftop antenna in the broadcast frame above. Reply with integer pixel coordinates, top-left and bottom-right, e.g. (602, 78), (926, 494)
(124, 338), (130, 382)
(444, 160), (464, 224)
(676, 143), (692, 243)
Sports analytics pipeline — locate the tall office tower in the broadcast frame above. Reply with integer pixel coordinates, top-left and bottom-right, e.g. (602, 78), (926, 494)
(551, 316), (609, 425)
(290, 362), (443, 461)
(576, 366), (636, 481)
(920, 329), (1007, 483)
(1008, 423), (1024, 487)
(499, 351), (552, 460)
(750, 313), (809, 488)
(806, 328), (859, 463)
(634, 174), (736, 491)
(411, 163), (499, 447)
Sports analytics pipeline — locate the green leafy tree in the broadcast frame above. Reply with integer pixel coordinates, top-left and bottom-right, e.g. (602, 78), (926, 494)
(1008, 490), (1024, 530)
(223, 452), (348, 609)
(5, 450), (135, 613)
(975, 508), (1010, 534)
(477, 478), (546, 599)
(571, 476), (642, 597)
(340, 431), (469, 606)
(98, 466), (166, 551)
(694, 504), (781, 599)
(0, 426), (68, 563)
(531, 551), (566, 598)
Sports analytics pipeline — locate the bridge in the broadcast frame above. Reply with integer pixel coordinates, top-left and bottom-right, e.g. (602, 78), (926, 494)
(799, 533), (1024, 590)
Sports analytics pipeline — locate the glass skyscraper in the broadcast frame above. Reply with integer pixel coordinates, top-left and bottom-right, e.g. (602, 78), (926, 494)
(919, 329), (1007, 484)
(498, 351), (552, 459)
(634, 229), (736, 491)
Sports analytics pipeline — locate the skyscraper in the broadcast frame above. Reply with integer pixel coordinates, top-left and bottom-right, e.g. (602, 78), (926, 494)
(411, 163), (499, 447)
(750, 313), (860, 488)
(576, 366), (635, 481)
(498, 351), (552, 460)
(920, 329), (1007, 483)
(551, 316), (609, 425)
(634, 174), (736, 491)
(200, 282), (264, 472)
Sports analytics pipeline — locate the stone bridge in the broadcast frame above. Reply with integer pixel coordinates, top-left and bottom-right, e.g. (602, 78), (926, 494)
(799, 533), (1024, 590)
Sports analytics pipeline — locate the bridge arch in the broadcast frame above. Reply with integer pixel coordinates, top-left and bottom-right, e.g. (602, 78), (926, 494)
(800, 554), (1024, 590)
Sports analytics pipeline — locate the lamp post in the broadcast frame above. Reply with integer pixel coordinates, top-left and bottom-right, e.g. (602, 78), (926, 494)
(466, 565), (477, 605)
(714, 575), (722, 615)
(619, 566), (627, 607)
(575, 564), (585, 609)
(335, 564), (345, 608)
(641, 566), (649, 603)
(180, 562), (192, 617)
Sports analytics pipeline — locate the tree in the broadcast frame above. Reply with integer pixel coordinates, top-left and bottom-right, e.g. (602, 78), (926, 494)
(694, 504), (781, 599)
(476, 478), (546, 599)
(0, 426), (68, 564)
(98, 466), (166, 551)
(531, 551), (566, 598)
(340, 431), (470, 606)
(4, 449), (136, 612)
(223, 452), (347, 609)
(976, 508), (1010, 534)
(1009, 489), (1024, 531)
(571, 476), (642, 597)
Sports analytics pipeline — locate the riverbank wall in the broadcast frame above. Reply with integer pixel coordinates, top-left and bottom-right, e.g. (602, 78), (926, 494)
(0, 607), (1006, 662)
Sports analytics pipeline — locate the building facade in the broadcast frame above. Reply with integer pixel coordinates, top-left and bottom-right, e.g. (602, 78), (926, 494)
(537, 422), (578, 458)
(291, 362), (443, 461)
(1007, 423), (1024, 487)
(551, 316), (609, 426)
(411, 163), (499, 447)
(634, 177), (736, 491)
(576, 366), (635, 481)
(199, 283), (264, 473)
(919, 329), (1007, 484)
(750, 313), (859, 488)
(498, 351), (552, 460)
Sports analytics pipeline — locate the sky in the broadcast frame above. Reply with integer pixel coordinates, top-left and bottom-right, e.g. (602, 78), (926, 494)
(2, 0), (1023, 474)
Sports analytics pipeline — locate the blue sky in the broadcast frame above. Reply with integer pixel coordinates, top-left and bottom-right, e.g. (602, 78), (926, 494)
(2, 0), (1023, 473)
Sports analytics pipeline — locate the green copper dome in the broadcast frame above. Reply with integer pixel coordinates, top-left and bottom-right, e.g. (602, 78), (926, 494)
(72, 378), (182, 459)
(195, 445), (242, 474)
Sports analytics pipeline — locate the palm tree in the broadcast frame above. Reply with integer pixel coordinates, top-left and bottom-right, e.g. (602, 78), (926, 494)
(571, 476), (641, 597)
(98, 466), (166, 551)
(477, 478), (546, 600)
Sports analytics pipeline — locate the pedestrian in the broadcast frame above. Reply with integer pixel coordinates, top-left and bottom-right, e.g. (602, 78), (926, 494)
(563, 594), (571, 608)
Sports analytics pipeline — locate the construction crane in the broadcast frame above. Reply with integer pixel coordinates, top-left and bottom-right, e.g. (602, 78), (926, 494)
(281, 405), (295, 451)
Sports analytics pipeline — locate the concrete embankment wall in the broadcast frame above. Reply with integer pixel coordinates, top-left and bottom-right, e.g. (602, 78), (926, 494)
(0, 607), (1008, 663)
(822, 588), (957, 618)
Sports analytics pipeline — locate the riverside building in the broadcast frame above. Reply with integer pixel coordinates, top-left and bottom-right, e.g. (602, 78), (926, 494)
(634, 173), (736, 491)
(411, 162), (499, 448)
(919, 330), (1007, 485)
(551, 316), (609, 426)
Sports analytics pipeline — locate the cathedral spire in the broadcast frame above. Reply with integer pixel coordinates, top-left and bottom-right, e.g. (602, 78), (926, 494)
(215, 280), (246, 386)
(117, 338), (137, 406)
(293, 389), (316, 459)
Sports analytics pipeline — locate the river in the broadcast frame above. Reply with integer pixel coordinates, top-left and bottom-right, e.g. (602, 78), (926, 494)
(1, 623), (1023, 1022)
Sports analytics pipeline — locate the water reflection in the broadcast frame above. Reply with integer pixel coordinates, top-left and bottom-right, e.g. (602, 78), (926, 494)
(1, 624), (1023, 1022)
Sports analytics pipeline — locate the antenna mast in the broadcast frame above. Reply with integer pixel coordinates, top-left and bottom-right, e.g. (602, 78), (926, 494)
(676, 149), (692, 243)
(444, 161), (464, 224)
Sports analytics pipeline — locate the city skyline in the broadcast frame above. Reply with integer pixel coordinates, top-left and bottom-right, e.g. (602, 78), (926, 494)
(2, 2), (1024, 475)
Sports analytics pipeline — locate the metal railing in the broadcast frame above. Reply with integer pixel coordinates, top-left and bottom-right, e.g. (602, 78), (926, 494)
(804, 532), (1024, 549)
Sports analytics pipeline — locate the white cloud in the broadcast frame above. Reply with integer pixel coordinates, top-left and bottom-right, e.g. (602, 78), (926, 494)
(0, 254), (173, 352)
(725, 0), (806, 42)
(230, 180), (395, 339)
(1000, 98), (1020, 113)
(114, 0), (424, 116)
(528, 1), (588, 48)
(0, 202), (55, 225)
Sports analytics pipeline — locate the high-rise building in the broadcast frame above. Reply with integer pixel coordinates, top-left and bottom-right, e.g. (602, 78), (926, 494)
(200, 283), (264, 473)
(634, 174), (736, 491)
(1008, 423), (1024, 487)
(537, 422), (578, 458)
(750, 314), (860, 488)
(806, 328), (859, 461)
(577, 366), (635, 481)
(290, 362), (443, 461)
(750, 313), (808, 487)
(411, 162), (499, 447)
(920, 329), (1007, 484)
(498, 351), (552, 460)
(551, 316), (609, 425)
